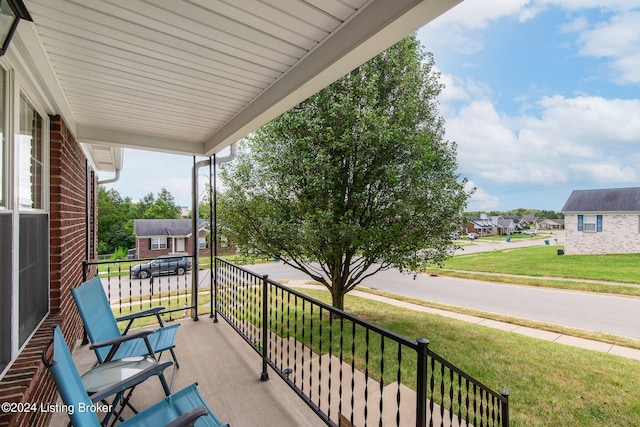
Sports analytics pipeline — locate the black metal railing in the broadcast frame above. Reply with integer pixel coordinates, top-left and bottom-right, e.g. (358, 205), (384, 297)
(82, 257), (200, 322)
(214, 258), (509, 427)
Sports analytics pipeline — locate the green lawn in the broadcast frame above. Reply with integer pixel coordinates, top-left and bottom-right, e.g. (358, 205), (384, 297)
(116, 286), (640, 426)
(431, 246), (640, 284)
(308, 289), (640, 427)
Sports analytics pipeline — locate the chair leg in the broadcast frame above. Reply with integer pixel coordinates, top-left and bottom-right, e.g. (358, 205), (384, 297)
(169, 348), (180, 369)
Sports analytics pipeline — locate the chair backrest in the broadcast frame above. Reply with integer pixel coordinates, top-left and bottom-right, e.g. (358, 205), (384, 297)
(46, 326), (101, 427)
(71, 276), (121, 363)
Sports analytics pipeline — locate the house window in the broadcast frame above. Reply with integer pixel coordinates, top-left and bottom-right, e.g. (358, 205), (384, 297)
(151, 237), (167, 250)
(198, 236), (207, 249)
(0, 213), (10, 374)
(578, 214), (602, 232)
(18, 95), (44, 210)
(583, 215), (597, 232)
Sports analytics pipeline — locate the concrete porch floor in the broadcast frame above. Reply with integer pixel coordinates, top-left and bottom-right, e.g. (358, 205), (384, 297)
(49, 317), (326, 427)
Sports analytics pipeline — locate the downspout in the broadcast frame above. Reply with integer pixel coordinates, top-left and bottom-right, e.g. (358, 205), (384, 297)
(97, 168), (121, 185)
(191, 144), (237, 321)
(210, 154), (216, 321)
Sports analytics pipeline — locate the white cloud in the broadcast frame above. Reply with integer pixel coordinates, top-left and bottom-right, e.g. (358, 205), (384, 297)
(465, 180), (501, 211)
(576, 11), (640, 84)
(419, 0), (531, 55)
(445, 95), (640, 187)
(432, 0), (531, 30)
(437, 69), (493, 103)
(532, 0), (640, 13)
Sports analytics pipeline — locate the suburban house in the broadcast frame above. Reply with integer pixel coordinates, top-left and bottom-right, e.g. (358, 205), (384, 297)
(467, 214), (530, 235)
(538, 218), (564, 230)
(133, 219), (209, 258)
(0, 1), (466, 426)
(522, 214), (538, 226)
(465, 215), (494, 236)
(561, 187), (640, 255)
(495, 217), (517, 235)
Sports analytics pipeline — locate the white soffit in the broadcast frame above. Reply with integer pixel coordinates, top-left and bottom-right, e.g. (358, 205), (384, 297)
(19, 0), (462, 159)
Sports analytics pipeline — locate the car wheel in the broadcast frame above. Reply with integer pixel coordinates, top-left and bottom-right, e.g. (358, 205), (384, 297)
(138, 270), (150, 279)
(176, 267), (186, 276)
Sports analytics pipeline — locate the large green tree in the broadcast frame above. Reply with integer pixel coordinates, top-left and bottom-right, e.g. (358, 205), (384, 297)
(220, 34), (469, 310)
(98, 187), (182, 255)
(97, 187), (135, 253)
(144, 188), (181, 219)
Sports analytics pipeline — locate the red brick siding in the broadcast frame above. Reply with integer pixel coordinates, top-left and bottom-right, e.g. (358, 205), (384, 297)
(136, 230), (212, 259)
(0, 116), (94, 427)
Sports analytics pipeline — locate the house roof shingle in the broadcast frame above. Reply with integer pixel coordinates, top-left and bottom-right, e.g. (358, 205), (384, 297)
(561, 187), (640, 212)
(134, 219), (207, 237)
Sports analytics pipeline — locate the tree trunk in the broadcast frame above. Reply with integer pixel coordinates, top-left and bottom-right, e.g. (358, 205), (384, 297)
(331, 289), (345, 311)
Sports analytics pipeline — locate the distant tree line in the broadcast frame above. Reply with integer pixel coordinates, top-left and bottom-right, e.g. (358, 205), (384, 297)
(464, 209), (564, 219)
(98, 186), (181, 255)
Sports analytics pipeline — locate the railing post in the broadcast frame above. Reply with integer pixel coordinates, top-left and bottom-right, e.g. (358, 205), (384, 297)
(501, 390), (510, 427)
(416, 338), (430, 427)
(212, 258), (218, 323)
(260, 274), (270, 382)
(210, 154), (216, 321)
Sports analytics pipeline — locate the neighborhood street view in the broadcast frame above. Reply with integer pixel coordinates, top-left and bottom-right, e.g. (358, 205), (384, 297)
(246, 231), (640, 342)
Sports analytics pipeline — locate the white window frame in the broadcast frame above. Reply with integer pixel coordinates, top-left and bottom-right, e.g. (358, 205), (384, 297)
(15, 80), (49, 213)
(1, 71), (51, 379)
(151, 237), (167, 250)
(583, 214), (597, 232)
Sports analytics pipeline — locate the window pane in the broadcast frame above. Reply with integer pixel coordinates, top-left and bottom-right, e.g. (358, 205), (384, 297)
(151, 237), (167, 250)
(19, 213), (49, 346)
(0, 213), (11, 373)
(584, 215), (597, 232)
(18, 95), (44, 209)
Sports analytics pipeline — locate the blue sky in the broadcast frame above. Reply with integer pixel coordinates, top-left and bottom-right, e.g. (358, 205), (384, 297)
(418, 0), (640, 211)
(105, 1), (640, 213)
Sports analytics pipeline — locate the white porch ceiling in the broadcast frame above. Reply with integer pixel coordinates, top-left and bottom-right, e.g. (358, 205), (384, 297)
(15, 0), (461, 168)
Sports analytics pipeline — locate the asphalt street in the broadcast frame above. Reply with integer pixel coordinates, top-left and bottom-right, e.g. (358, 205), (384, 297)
(244, 238), (640, 340)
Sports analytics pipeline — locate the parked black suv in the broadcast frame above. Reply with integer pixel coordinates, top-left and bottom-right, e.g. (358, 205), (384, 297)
(130, 255), (192, 279)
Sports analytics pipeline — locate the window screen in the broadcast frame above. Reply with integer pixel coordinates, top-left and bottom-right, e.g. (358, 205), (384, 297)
(0, 212), (11, 372)
(18, 213), (49, 346)
(18, 95), (44, 210)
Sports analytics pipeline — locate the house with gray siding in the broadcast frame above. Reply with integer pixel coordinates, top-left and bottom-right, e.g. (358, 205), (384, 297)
(561, 187), (640, 254)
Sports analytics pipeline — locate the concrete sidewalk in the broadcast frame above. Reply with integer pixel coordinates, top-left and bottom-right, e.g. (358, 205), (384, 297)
(290, 282), (640, 361)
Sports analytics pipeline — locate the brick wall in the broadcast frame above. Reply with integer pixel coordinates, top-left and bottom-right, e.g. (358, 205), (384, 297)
(136, 230), (212, 259)
(0, 116), (94, 427)
(565, 214), (640, 254)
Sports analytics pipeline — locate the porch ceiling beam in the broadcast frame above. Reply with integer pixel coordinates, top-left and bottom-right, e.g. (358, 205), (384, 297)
(202, 0), (462, 155)
(77, 125), (205, 156)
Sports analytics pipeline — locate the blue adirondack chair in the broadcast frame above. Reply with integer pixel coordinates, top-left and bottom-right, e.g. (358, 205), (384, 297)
(71, 276), (180, 368)
(43, 326), (228, 427)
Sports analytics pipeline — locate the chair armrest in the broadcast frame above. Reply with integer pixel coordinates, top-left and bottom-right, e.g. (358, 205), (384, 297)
(89, 330), (153, 350)
(117, 306), (166, 333)
(89, 360), (173, 403)
(116, 306), (165, 322)
(163, 406), (209, 427)
(90, 330), (155, 362)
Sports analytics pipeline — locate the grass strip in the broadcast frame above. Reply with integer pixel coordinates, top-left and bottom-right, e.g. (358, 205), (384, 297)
(437, 246), (640, 284)
(352, 286), (640, 351)
(424, 269), (640, 297)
